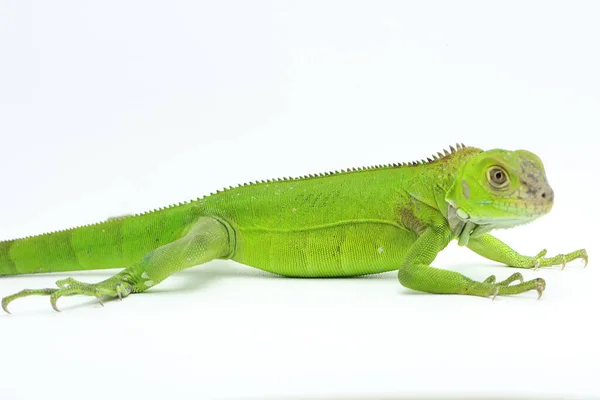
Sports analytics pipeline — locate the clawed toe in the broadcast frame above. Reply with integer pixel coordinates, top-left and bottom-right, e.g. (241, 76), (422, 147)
(521, 248), (589, 270)
(2, 288), (58, 314)
(56, 278), (80, 289)
(485, 272), (524, 287)
(497, 272), (524, 286)
(486, 276), (546, 299)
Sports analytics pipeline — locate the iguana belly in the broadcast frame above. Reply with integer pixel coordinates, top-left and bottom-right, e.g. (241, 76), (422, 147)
(231, 220), (416, 277)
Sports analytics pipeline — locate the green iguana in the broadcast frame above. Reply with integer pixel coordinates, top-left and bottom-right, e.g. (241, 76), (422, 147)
(0, 144), (588, 312)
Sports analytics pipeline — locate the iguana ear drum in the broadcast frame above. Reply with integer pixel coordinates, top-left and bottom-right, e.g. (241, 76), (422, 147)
(461, 180), (470, 199)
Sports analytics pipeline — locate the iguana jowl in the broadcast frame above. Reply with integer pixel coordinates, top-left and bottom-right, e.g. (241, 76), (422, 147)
(0, 144), (588, 312)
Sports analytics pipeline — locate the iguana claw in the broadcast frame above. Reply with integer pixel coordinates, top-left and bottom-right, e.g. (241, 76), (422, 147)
(560, 254), (567, 271)
(536, 278), (546, 300)
(115, 282), (128, 300)
(491, 287), (500, 300)
(532, 249), (547, 270)
(2, 299), (10, 314)
(51, 296), (61, 312)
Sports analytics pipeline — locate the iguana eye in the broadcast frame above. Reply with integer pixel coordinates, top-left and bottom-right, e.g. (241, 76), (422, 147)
(488, 167), (508, 187)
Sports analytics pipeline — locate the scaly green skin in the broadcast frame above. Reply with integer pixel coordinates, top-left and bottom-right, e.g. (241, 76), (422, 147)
(0, 144), (588, 312)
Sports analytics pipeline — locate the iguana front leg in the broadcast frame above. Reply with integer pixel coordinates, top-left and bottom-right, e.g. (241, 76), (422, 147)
(2, 217), (232, 312)
(467, 234), (588, 270)
(397, 226), (545, 297)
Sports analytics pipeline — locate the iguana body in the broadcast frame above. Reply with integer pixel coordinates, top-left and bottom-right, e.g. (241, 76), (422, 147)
(0, 144), (588, 312)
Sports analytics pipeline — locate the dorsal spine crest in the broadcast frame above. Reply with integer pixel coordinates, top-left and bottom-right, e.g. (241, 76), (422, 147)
(1, 143), (474, 243)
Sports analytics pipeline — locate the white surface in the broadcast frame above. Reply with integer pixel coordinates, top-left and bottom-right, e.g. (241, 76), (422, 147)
(0, 1), (598, 399)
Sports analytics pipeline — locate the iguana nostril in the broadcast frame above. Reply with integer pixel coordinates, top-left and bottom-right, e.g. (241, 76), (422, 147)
(541, 188), (554, 201)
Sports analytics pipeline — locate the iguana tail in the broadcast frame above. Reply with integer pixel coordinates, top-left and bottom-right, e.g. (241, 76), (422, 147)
(0, 204), (204, 276)
(0, 220), (137, 276)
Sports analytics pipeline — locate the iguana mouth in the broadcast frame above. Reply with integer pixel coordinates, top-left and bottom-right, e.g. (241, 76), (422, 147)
(470, 202), (552, 226)
(447, 200), (551, 242)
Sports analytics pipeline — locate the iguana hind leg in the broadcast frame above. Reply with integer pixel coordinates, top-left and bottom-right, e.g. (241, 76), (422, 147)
(467, 234), (588, 270)
(2, 216), (233, 313)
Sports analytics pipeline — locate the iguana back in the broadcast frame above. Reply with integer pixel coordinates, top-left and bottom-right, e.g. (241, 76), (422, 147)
(0, 145), (479, 277)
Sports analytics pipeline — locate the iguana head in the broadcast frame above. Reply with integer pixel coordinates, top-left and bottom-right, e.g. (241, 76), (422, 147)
(445, 149), (553, 243)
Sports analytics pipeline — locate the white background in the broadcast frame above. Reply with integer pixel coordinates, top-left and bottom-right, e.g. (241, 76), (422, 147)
(1, 1), (599, 399)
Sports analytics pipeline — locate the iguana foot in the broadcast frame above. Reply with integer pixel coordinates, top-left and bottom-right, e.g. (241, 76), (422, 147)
(527, 248), (588, 270)
(493, 277), (545, 300)
(465, 275), (545, 299)
(2, 269), (142, 313)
